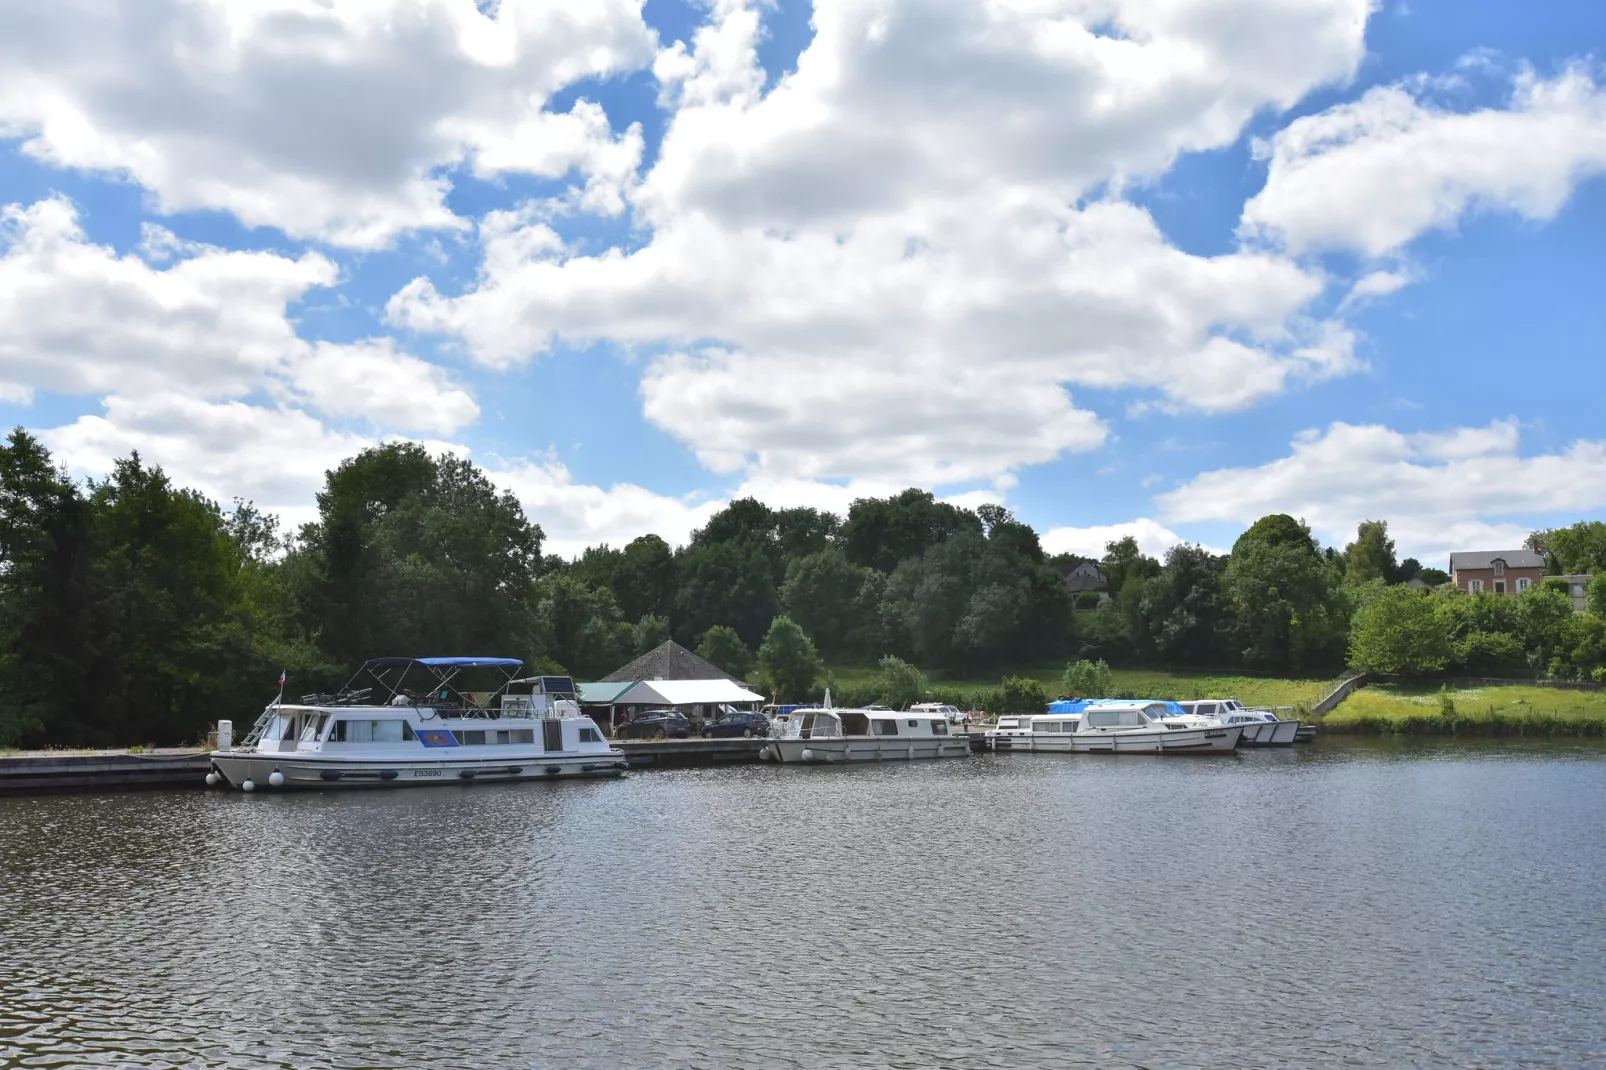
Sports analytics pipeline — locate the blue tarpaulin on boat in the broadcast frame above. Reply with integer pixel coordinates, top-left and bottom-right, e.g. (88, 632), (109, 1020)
(363, 656), (524, 671)
(1047, 698), (1185, 715)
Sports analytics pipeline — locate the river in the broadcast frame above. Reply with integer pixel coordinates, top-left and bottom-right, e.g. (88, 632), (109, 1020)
(2, 739), (1604, 1068)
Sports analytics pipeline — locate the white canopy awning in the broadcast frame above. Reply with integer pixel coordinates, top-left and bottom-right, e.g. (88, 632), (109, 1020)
(615, 679), (765, 707)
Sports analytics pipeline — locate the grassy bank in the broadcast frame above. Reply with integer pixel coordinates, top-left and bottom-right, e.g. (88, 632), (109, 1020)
(1322, 683), (1606, 735)
(825, 665), (1328, 711)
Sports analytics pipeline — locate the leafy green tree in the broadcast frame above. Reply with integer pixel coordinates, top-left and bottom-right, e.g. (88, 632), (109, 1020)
(1587, 574), (1606, 618)
(1532, 521), (1606, 574)
(294, 443), (544, 666)
(1517, 585), (1576, 672)
(1100, 535), (1160, 598)
(1347, 585), (1452, 674)
(696, 625), (753, 679)
(632, 614), (670, 655)
(1139, 543), (1228, 665)
(757, 616), (824, 701)
(1060, 658), (1113, 698)
(1344, 520), (1398, 585)
(1417, 567), (1450, 586)
(840, 488), (981, 573)
(532, 574), (632, 679)
(874, 655), (926, 709)
(675, 536), (779, 649)
(781, 547), (873, 659)
(1225, 519), (1348, 671)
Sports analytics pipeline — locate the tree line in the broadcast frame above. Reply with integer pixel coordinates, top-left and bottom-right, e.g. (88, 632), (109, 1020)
(3, 430), (1604, 746)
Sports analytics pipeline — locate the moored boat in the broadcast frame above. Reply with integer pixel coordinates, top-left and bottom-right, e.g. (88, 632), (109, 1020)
(1069, 701), (1241, 754)
(985, 710), (1082, 751)
(208, 657), (626, 791)
(1174, 699), (1299, 746)
(760, 705), (971, 763)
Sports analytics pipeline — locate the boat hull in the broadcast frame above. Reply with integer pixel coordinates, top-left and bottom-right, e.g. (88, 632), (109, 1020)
(1070, 724), (1242, 754)
(763, 737), (971, 763)
(209, 750), (627, 789)
(986, 733), (1075, 753)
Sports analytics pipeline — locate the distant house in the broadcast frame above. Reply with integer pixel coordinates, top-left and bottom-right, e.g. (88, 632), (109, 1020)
(582, 639), (764, 733)
(1448, 550), (1546, 597)
(601, 639), (734, 683)
(1557, 574), (1594, 612)
(1063, 561), (1108, 593)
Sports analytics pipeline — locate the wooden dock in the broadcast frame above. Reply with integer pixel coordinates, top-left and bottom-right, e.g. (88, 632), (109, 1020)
(0, 749), (212, 795)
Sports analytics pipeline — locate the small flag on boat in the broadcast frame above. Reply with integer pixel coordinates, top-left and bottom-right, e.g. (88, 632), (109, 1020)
(278, 669), (286, 688)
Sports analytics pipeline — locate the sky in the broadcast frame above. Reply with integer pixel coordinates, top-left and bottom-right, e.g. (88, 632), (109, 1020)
(1, 0), (1604, 567)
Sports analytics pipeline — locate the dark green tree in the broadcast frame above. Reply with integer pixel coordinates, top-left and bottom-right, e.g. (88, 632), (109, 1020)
(840, 488), (981, 573)
(1225, 516), (1347, 671)
(1139, 543), (1228, 665)
(1344, 520), (1398, 585)
(1348, 585), (1452, 674)
(757, 616), (824, 701)
(780, 547), (874, 660)
(696, 624), (754, 679)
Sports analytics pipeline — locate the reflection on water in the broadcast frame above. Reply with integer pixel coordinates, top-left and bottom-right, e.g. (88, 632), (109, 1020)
(3, 741), (1605, 1068)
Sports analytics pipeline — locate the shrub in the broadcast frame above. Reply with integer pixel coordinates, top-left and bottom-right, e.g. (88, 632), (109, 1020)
(873, 655), (927, 710)
(980, 675), (1049, 714)
(1060, 658), (1114, 698)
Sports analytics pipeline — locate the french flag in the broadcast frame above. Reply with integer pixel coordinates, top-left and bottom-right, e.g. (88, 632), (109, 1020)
(278, 669), (286, 689)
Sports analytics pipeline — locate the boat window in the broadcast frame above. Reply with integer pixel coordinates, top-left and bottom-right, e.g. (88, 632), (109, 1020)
(579, 726), (601, 743)
(1197, 703), (1216, 716)
(509, 729), (534, 744)
(907, 718), (918, 728)
(997, 718), (1017, 729)
(931, 720), (948, 736)
(1018, 718), (1033, 733)
(298, 714), (327, 743)
(838, 712), (869, 735)
(1118, 709), (1148, 727)
(459, 730), (486, 745)
(1086, 710), (1128, 729)
(872, 719), (898, 736)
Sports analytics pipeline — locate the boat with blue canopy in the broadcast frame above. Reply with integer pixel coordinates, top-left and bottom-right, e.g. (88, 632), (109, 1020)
(207, 657), (626, 791)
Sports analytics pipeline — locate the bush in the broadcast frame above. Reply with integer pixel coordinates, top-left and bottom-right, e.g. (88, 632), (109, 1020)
(873, 655), (927, 710)
(979, 675), (1048, 714)
(1060, 658), (1114, 698)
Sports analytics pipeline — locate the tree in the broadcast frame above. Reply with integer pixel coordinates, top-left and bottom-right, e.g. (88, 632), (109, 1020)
(1344, 520), (1398, 585)
(697, 625), (753, 679)
(633, 614), (670, 655)
(1225, 525), (1348, 672)
(840, 488), (981, 573)
(1417, 567), (1450, 587)
(1348, 585), (1452, 674)
(1061, 658), (1113, 698)
(675, 537), (780, 649)
(1139, 543), (1227, 665)
(1589, 574), (1606, 619)
(874, 655), (926, 710)
(1532, 521), (1606, 574)
(781, 547), (873, 659)
(1234, 514), (1318, 555)
(293, 444), (544, 666)
(981, 675), (1048, 714)
(757, 616), (824, 701)
(532, 575), (632, 680)
(1100, 535), (1159, 598)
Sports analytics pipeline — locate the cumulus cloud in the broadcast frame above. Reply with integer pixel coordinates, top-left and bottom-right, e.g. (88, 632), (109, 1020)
(384, 1), (1378, 493)
(40, 395), (378, 530)
(1158, 419), (1606, 563)
(0, 196), (478, 435)
(488, 458), (725, 558)
(1242, 65), (1606, 257)
(0, 0), (656, 247)
(1041, 518), (1192, 560)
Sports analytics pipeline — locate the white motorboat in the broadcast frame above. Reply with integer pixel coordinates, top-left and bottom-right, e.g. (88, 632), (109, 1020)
(908, 701), (970, 726)
(985, 711), (1082, 751)
(1174, 699), (1299, 746)
(208, 657), (627, 791)
(760, 705), (971, 764)
(1069, 702), (1241, 754)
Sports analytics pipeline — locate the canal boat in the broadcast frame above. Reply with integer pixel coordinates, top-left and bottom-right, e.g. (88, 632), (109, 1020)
(207, 657), (627, 791)
(1174, 699), (1300, 746)
(759, 704), (971, 763)
(985, 711), (1082, 751)
(1068, 701), (1242, 754)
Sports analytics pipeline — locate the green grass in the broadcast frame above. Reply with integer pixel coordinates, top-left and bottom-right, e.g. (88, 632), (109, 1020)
(1323, 683), (1606, 735)
(825, 664), (1328, 711)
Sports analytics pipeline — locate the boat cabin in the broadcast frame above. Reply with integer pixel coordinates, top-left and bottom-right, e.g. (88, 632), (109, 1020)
(777, 708), (953, 740)
(1077, 702), (1175, 732)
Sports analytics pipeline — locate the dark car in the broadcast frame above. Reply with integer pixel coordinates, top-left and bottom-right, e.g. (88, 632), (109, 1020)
(701, 711), (771, 739)
(616, 709), (691, 740)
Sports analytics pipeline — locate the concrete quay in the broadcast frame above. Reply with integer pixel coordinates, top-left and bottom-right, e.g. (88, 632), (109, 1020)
(0, 749), (212, 795)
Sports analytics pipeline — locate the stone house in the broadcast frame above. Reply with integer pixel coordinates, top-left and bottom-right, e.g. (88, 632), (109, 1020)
(1447, 550), (1546, 597)
(1062, 561), (1108, 593)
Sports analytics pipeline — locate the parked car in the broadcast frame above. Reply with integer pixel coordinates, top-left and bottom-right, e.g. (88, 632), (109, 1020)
(701, 711), (771, 739)
(616, 709), (691, 739)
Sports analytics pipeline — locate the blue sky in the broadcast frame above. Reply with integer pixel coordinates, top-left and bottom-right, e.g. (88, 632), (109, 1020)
(1, 0), (1603, 564)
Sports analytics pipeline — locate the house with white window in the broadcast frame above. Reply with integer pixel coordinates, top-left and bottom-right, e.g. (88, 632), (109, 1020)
(1448, 550), (1546, 597)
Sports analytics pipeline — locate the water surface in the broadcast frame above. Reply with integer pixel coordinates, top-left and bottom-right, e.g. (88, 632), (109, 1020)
(3, 739), (1604, 1068)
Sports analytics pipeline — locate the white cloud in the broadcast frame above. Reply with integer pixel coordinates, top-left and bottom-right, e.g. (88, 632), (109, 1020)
(0, 0), (656, 247)
(1041, 518), (1191, 560)
(1242, 65), (1606, 257)
(1158, 419), (1606, 563)
(387, 1), (1376, 494)
(40, 395), (378, 530)
(0, 196), (478, 435)
(489, 458), (724, 558)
